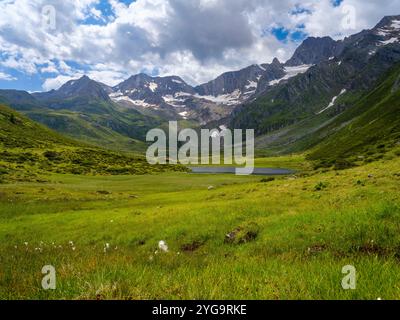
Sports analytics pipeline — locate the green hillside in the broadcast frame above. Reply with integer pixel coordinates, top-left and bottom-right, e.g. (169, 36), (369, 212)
(0, 90), (158, 153)
(0, 104), (186, 183)
(253, 62), (400, 165)
(307, 64), (400, 167)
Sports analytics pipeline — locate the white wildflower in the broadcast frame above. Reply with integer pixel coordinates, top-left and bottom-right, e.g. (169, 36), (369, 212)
(158, 240), (169, 252)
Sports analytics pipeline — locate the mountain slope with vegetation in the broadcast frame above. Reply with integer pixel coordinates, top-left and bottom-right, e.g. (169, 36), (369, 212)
(254, 61), (400, 162)
(231, 16), (400, 159)
(0, 76), (161, 152)
(0, 104), (185, 183)
(307, 64), (400, 167)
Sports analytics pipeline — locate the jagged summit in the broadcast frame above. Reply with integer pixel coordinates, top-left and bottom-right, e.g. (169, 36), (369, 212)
(271, 58), (281, 65)
(285, 36), (343, 66)
(374, 15), (400, 29)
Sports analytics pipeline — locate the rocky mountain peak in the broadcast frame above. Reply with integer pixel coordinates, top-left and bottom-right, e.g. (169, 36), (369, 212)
(33, 75), (110, 102)
(371, 15), (400, 43)
(374, 15), (400, 29)
(272, 58), (281, 66)
(285, 36), (343, 66)
(57, 75), (110, 101)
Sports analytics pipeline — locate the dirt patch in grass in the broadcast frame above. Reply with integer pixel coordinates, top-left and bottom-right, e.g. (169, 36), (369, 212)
(225, 222), (259, 244)
(357, 243), (388, 256)
(307, 244), (327, 255)
(181, 240), (205, 253)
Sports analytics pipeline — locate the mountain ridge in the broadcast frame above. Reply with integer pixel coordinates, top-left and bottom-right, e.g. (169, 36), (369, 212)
(0, 14), (399, 162)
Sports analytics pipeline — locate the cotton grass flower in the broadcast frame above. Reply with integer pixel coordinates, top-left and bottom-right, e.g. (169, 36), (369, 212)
(158, 240), (169, 252)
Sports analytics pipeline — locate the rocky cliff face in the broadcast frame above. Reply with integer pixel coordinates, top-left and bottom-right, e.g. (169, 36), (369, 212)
(285, 36), (344, 66)
(107, 60), (290, 123)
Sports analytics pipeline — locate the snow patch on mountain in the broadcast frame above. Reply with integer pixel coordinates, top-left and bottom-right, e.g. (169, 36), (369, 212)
(175, 92), (192, 98)
(269, 64), (313, 86)
(391, 20), (400, 29)
(245, 81), (258, 90)
(376, 28), (391, 37)
(111, 94), (158, 108)
(148, 82), (158, 92)
(179, 111), (188, 119)
(258, 64), (266, 71)
(379, 37), (399, 46)
(109, 91), (123, 98)
(162, 94), (186, 107)
(317, 89), (347, 114)
(194, 89), (242, 105)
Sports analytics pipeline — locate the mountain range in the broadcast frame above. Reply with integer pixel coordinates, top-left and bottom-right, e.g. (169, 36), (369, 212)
(1, 15), (399, 164)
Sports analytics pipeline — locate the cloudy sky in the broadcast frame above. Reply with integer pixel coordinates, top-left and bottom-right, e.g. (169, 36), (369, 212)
(0, 0), (399, 91)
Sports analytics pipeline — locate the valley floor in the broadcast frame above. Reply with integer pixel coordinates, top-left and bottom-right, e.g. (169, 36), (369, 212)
(0, 157), (400, 299)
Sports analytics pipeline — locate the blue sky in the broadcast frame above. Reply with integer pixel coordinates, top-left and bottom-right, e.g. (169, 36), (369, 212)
(0, 0), (398, 91)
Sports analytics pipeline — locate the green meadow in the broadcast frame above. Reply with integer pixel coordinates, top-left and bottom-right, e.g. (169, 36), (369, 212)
(1, 155), (400, 299)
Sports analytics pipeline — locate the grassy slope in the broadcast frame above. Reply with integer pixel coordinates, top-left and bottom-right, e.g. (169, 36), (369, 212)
(254, 63), (400, 166)
(0, 104), (185, 182)
(0, 156), (399, 299)
(23, 98), (156, 153)
(26, 109), (148, 153)
(307, 64), (400, 166)
(0, 91), (153, 153)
